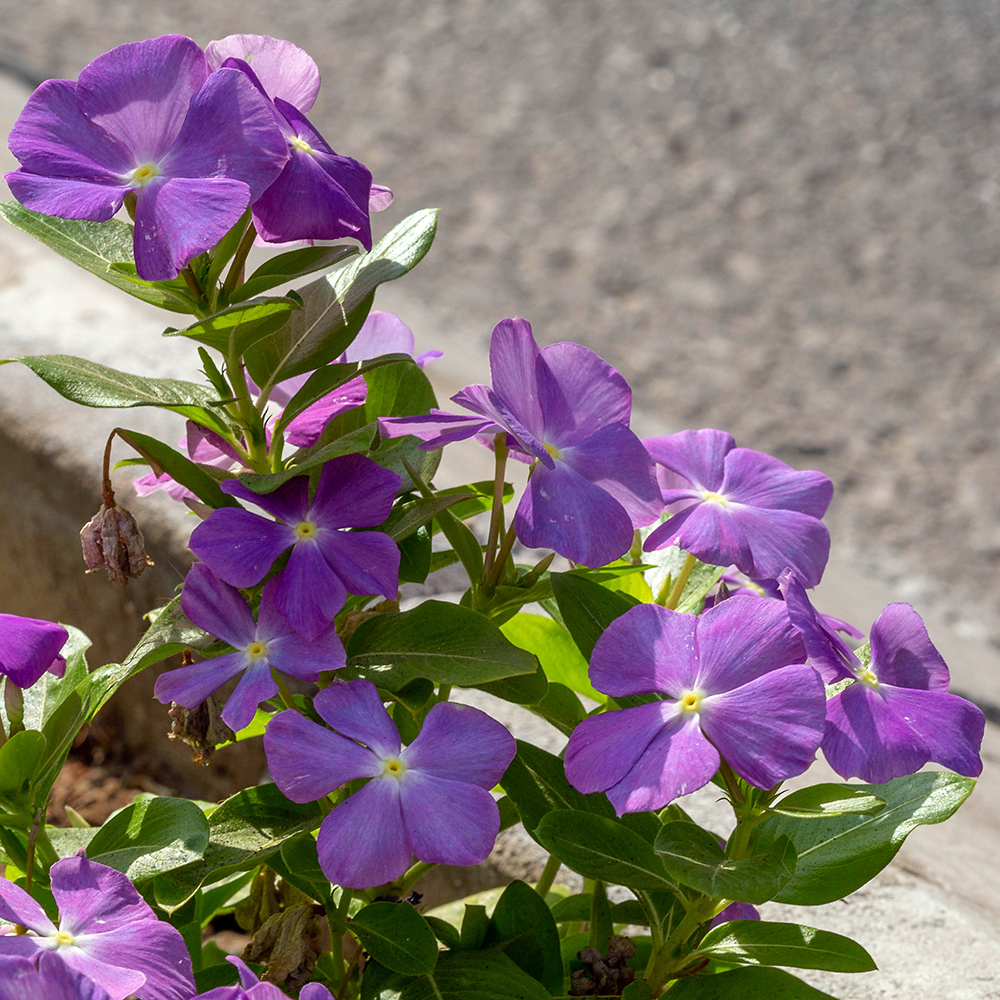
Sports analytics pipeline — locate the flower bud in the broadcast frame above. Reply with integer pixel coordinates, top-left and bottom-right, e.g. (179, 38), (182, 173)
(80, 501), (153, 584)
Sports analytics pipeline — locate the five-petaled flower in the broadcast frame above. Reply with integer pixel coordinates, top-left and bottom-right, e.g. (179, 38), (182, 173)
(380, 317), (662, 567)
(564, 596), (826, 813)
(264, 679), (516, 888)
(642, 428), (833, 586)
(784, 574), (985, 783)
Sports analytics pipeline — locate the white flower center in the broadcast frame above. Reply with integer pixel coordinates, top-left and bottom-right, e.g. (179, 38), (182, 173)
(700, 490), (729, 506)
(246, 640), (269, 662)
(382, 757), (407, 781)
(51, 929), (76, 948)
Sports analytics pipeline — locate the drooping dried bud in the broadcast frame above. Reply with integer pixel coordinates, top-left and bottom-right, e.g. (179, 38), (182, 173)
(80, 501), (153, 584)
(167, 687), (235, 766)
(570, 936), (637, 996)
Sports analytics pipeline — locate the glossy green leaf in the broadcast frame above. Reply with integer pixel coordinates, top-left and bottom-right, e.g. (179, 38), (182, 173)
(486, 879), (563, 994)
(230, 244), (359, 302)
(662, 966), (840, 999)
(653, 821), (797, 904)
(527, 681), (587, 737)
(424, 916), (461, 950)
(269, 833), (334, 907)
(0, 203), (192, 312)
(21, 625), (90, 731)
(501, 613), (601, 700)
(381, 493), (479, 543)
(770, 784), (886, 819)
(535, 810), (675, 891)
(87, 795), (211, 884)
(474, 661), (547, 706)
(351, 901), (439, 976)
(165, 298), (299, 355)
(459, 903), (490, 951)
(398, 525), (432, 583)
(756, 771), (976, 905)
(550, 572), (633, 660)
(695, 919), (876, 972)
(0, 730), (46, 806)
(344, 600), (536, 690)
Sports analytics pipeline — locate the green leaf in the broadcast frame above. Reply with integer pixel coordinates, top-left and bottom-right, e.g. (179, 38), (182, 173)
(621, 981), (654, 1000)
(439, 481), (515, 521)
(351, 901), (439, 976)
(527, 681), (587, 737)
(550, 572), (633, 661)
(269, 834), (334, 907)
(474, 662), (548, 707)
(87, 796), (211, 884)
(116, 428), (242, 510)
(244, 209), (438, 384)
(344, 601), (537, 691)
(770, 784), (886, 819)
(382, 493), (480, 543)
(695, 919), (876, 972)
(460, 904), (490, 951)
(230, 244), (359, 302)
(535, 810), (675, 891)
(0, 204), (191, 312)
(165, 298), (299, 355)
(653, 822), (797, 904)
(424, 916), (461, 951)
(398, 526), (432, 584)
(153, 783), (322, 912)
(0, 730), (46, 808)
(756, 771), (976, 905)
(641, 544), (724, 613)
(1, 355), (215, 411)
(486, 880), (563, 994)
(501, 613), (601, 700)
(21, 626), (91, 731)
(661, 966), (840, 999)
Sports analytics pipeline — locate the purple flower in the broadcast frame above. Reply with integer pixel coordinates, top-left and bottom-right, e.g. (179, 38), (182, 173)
(154, 564), (344, 731)
(709, 901), (760, 929)
(0, 854), (194, 1000)
(0, 953), (110, 1000)
(205, 35), (321, 113)
(5, 36), (288, 281)
(264, 679), (516, 888)
(380, 317), (662, 566)
(192, 956), (332, 1000)
(189, 454), (401, 638)
(784, 576), (985, 783)
(0, 614), (68, 688)
(642, 429), (833, 586)
(134, 421), (244, 501)
(564, 597), (826, 814)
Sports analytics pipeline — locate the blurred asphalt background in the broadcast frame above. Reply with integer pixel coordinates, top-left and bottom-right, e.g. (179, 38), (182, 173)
(5, 0), (1000, 646)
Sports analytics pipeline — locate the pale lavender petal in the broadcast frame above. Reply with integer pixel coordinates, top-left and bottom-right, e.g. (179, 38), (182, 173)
(7, 79), (132, 177)
(132, 175), (253, 281)
(560, 423), (662, 527)
(131, 471), (192, 501)
(377, 411), (496, 449)
(266, 626), (345, 680)
(153, 652), (248, 710)
(273, 544), (347, 639)
(0, 878), (55, 933)
(487, 318), (544, 440)
(342, 310), (415, 361)
(50, 948), (143, 1000)
(822, 682), (929, 783)
(882, 686), (984, 777)
(607, 713), (718, 814)
(414, 349), (443, 367)
(265, 709), (381, 802)
(722, 449), (833, 520)
(75, 35), (208, 162)
(221, 663), (278, 732)
(515, 461), (634, 567)
(5, 171), (129, 222)
(701, 665), (826, 787)
(369, 184), (394, 212)
(453, 383), (552, 467)
(227, 955), (259, 988)
(221, 475), (310, 524)
(869, 603), (951, 692)
(400, 702), (515, 788)
(33, 953), (113, 1000)
(316, 530), (400, 602)
(283, 376), (367, 447)
(186, 423), (242, 465)
(310, 454), (400, 529)
(317, 778), (410, 888)
(161, 67), (287, 200)
(399, 773), (500, 866)
(313, 680), (401, 758)
(180, 563), (256, 647)
(726, 504), (830, 587)
(564, 700), (677, 795)
(0, 937), (39, 960)
(537, 341), (632, 446)
(782, 574), (858, 683)
(189, 508), (294, 587)
(644, 429), (735, 491)
(205, 35), (321, 112)
(589, 604), (700, 698)
(694, 595), (806, 693)
(642, 500), (752, 572)
(0, 614), (68, 689)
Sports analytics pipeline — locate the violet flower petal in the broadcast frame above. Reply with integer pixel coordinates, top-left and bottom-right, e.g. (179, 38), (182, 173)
(700, 665), (826, 787)
(515, 461), (634, 567)
(606, 713), (717, 815)
(310, 454), (400, 529)
(205, 34), (321, 112)
(377, 411), (496, 450)
(589, 604), (700, 698)
(400, 702), (515, 788)
(644, 429), (735, 492)
(282, 376), (368, 447)
(317, 778), (410, 888)
(0, 614), (68, 689)
(342, 310), (415, 361)
(722, 448), (833, 520)
(869, 603), (951, 691)
(313, 680), (402, 758)
(265, 709), (382, 803)
(221, 475), (310, 524)
(273, 544), (347, 639)
(487, 317), (545, 440)
(299, 984), (335, 1000)
(782, 574), (858, 684)
(3, 952), (112, 1000)
(180, 564), (257, 648)
(221, 664), (278, 732)
(189, 509), (295, 587)
(154, 651), (249, 710)
(399, 773), (500, 866)
(265, 628), (345, 681)
(315, 530), (400, 603)
(643, 500), (752, 571)
(0, 879), (56, 934)
(4, 171), (129, 222)
(452, 383), (552, 467)
(723, 504), (830, 587)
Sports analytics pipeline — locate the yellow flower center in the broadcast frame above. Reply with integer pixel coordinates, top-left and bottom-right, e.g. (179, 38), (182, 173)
(701, 490), (729, 506)
(129, 162), (161, 188)
(246, 640), (269, 661)
(52, 929), (76, 948)
(858, 668), (879, 688)
(544, 442), (563, 462)
(294, 521), (318, 540)
(382, 757), (407, 780)
(679, 690), (703, 714)
(290, 136), (314, 155)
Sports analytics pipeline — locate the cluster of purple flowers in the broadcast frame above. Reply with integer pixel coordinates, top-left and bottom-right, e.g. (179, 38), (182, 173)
(5, 33), (386, 280)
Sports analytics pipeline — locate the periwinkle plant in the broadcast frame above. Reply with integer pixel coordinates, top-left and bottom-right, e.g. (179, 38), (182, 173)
(0, 31), (986, 1000)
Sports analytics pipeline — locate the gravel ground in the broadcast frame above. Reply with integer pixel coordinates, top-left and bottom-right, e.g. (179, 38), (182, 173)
(3, 1), (1000, 645)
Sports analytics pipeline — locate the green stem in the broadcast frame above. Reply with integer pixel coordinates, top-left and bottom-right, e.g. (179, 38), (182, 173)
(644, 901), (711, 994)
(663, 552), (697, 610)
(226, 347), (269, 470)
(437, 684), (452, 704)
(635, 890), (665, 952)
(654, 573), (673, 607)
(589, 880), (608, 950)
(4, 681), (24, 737)
(485, 523), (518, 589)
(271, 669), (298, 712)
(483, 435), (509, 581)
(223, 220), (258, 299)
(534, 853), (561, 898)
(398, 860), (436, 896)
